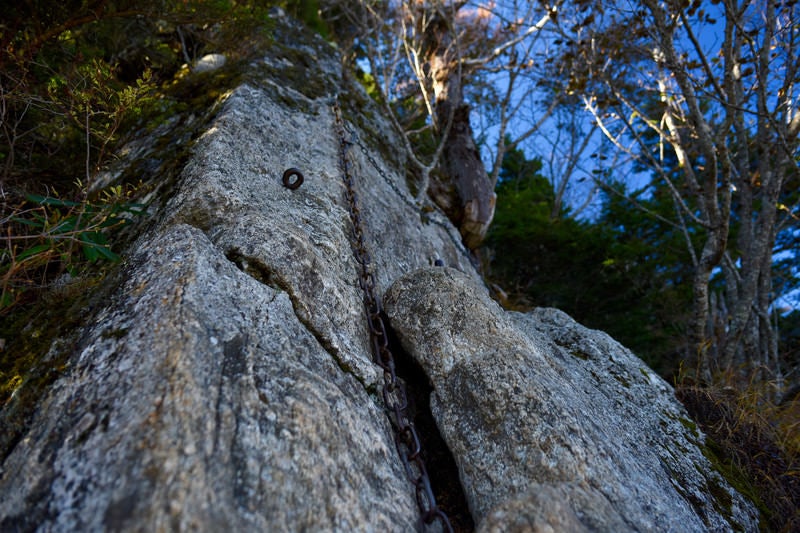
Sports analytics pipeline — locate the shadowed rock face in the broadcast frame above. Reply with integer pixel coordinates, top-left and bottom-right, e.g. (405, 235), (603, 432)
(383, 268), (758, 531)
(0, 13), (757, 533)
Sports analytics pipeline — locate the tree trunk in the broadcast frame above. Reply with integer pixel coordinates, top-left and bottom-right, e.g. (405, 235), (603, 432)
(434, 83), (496, 249)
(723, 162), (783, 380)
(692, 264), (713, 381)
(691, 221), (729, 382)
(423, 6), (495, 249)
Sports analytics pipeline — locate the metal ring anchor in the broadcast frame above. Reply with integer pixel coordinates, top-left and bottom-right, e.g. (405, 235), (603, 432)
(282, 168), (304, 190)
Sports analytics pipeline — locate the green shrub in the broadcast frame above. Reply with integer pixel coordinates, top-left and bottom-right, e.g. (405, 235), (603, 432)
(1, 185), (144, 311)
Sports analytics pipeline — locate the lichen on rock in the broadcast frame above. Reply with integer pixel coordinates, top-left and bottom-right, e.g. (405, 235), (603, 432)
(0, 11), (759, 533)
(383, 267), (759, 531)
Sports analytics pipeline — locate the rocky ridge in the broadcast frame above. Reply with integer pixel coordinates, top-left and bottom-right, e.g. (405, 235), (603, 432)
(0, 13), (758, 532)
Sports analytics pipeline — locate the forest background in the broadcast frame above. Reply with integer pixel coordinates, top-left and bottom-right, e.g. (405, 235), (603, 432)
(1, 0), (798, 529)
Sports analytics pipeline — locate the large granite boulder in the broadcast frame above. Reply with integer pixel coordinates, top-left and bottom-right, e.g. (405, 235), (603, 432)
(0, 12), (757, 532)
(384, 267), (758, 531)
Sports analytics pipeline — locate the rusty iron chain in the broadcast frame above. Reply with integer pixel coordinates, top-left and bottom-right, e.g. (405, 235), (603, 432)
(332, 98), (454, 533)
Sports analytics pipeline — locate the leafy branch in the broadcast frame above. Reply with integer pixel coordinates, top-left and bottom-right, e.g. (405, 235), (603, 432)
(1, 186), (144, 312)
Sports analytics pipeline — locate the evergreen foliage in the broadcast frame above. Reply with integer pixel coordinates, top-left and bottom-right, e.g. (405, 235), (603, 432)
(487, 140), (702, 378)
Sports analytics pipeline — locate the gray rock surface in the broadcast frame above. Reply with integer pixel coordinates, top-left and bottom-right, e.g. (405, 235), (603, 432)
(193, 53), (227, 73)
(383, 268), (759, 531)
(0, 12), (758, 533)
(1, 224), (418, 531)
(0, 15), (473, 532)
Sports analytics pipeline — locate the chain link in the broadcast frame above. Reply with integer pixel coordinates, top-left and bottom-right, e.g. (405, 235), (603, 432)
(333, 98), (454, 533)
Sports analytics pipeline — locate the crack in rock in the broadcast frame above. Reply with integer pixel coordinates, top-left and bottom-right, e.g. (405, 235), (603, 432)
(224, 248), (369, 390)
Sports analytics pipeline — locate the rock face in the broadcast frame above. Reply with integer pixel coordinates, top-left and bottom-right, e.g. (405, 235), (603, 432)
(1, 224), (419, 531)
(0, 13), (757, 533)
(383, 268), (758, 531)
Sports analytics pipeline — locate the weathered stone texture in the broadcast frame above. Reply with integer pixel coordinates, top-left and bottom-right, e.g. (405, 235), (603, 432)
(0, 12), (758, 533)
(1, 224), (418, 531)
(383, 267), (759, 532)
